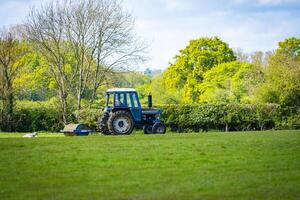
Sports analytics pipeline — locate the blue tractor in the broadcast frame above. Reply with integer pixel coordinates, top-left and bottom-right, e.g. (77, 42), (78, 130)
(99, 88), (166, 135)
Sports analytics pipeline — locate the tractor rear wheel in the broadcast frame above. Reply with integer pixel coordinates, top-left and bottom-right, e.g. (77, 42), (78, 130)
(152, 122), (166, 134)
(108, 110), (134, 135)
(99, 112), (111, 135)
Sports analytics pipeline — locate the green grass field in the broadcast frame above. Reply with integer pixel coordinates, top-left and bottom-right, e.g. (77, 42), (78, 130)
(0, 131), (300, 200)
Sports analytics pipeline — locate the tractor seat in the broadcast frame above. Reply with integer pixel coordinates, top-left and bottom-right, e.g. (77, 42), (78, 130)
(142, 108), (162, 115)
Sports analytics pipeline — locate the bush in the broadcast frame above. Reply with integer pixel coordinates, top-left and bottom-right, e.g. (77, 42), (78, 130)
(159, 103), (299, 132)
(73, 108), (103, 130)
(14, 107), (63, 132)
(0, 99), (103, 132)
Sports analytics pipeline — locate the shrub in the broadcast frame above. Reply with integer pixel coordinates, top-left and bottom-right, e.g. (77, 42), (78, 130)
(14, 107), (63, 132)
(159, 103), (298, 132)
(73, 108), (103, 130)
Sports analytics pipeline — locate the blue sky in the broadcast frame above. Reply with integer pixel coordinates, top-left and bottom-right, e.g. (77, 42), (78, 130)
(0, 0), (300, 70)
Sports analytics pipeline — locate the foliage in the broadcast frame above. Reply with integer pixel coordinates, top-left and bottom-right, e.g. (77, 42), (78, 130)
(14, 50), (53, 101)
(163, 37), (236, 102)
(277, 37), (300, 59)
(73, 108), (103, 130)
(160, 103), (298, 132)
(255, 49), (300, 107)
(146, 75), (182, 105)
(12, 100), (62, 132)
(5, 99), (299, 132)
(113, 71), (151, 89)
(0, 31), (29, 131)
(198, 61), (256, 103)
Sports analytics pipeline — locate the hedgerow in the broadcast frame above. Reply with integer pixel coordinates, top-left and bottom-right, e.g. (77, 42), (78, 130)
(1, 101), (299, 132)
(159, 104), (300, 132)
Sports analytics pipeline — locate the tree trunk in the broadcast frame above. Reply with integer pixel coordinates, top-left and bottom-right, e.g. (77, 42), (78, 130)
(61, 95), (68, 125)
(59, 87), (68, 125)
(6, 92), (14, 131)
(225, 123), (228, 132)
(89, 87), (97, 108)
(77, 92), (81, 110)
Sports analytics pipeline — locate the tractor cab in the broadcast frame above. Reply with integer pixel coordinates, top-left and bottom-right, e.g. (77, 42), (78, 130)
(100, 88), (166, 135)
(105, 88), (142, 122)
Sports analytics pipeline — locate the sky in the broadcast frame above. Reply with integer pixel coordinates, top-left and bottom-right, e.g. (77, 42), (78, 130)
(0, 0), (300, 70)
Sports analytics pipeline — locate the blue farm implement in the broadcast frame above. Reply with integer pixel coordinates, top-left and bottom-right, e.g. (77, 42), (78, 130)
(61, 124), (93, 136)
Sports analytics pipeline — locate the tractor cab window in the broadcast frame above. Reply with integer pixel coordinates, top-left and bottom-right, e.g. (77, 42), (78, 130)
(107, 94), (113, 108)
(126, 93), (132, 107)
(115, 93), (126, 107)
(131, 93), (139, 108)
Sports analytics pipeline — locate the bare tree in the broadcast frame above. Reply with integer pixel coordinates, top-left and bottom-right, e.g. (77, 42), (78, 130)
(26, 0), (146, 120)
(64, 0), (146, 108)
(234, 48), (249, 62)
(26, 2), (72, 124)
(0, 29), (28, 131)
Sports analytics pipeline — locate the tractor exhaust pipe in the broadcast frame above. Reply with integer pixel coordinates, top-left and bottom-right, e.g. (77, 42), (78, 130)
(148, 93), (152, 108)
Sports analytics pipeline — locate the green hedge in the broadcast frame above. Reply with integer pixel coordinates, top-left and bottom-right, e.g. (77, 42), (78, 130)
(1, 102), (299, 132)
(13, 107), (63, 132)
(159, 104), (300, 132)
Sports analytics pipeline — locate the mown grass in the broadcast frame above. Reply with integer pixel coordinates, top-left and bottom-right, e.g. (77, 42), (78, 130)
(0, 130), (300, 200)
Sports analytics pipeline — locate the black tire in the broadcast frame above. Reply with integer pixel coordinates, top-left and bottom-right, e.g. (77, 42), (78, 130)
(143, 125), (153, 134)
(99, 112), (111, 135)
(108, 110), (134, 135)
(152, 122), (166, 134)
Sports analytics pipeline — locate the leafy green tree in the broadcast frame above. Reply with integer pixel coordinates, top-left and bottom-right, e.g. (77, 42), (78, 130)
(255, 37), (300, 106)
(0, 31), (28, 131)
(163, 37), (236, 103)
(198, 61), (255, 103)
(255, 53), (300, 106)
(276, 37), (300, 59)
(14, 50), (53, 101)
(113, 72), (151, 88)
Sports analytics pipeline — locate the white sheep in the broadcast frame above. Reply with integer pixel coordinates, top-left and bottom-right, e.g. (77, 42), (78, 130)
(23, 132), (38, 138)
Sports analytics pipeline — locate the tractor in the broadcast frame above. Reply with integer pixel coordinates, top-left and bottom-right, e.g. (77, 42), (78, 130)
(99, 88), (166, 135)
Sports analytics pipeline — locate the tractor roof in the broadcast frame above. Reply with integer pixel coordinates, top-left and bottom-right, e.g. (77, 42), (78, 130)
(107, 88), (136, 93)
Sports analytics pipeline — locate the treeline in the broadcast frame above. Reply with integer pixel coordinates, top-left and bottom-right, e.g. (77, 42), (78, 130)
(139, 37), (300, 108)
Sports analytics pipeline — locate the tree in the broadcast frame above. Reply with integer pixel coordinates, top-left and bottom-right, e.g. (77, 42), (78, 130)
(0, 29), (28, 131)
(63, 0), (146, 109)
(26, 0), (145, 123)
(198, 61), (255, 103)
(234, 48), (249, 62)
(13, 51), (52, 101)
(277, 37), (300, 59)
(255, 53), (300, 106)
(26, 2), (74, 124)
(255, 37), (300, 106)
(163, 37), (236, 102)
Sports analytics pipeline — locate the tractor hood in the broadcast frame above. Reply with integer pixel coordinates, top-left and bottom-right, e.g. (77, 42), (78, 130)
(142, 108), (162, 115)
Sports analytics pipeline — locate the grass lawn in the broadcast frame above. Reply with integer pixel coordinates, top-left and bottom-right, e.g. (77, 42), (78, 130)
(0, 130), (300, 200)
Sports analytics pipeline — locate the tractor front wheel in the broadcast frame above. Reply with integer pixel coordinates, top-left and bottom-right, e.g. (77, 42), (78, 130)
(108, 111), (134, 135)
(143, 125), (153, 134)
(152, 122), (166, 134)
